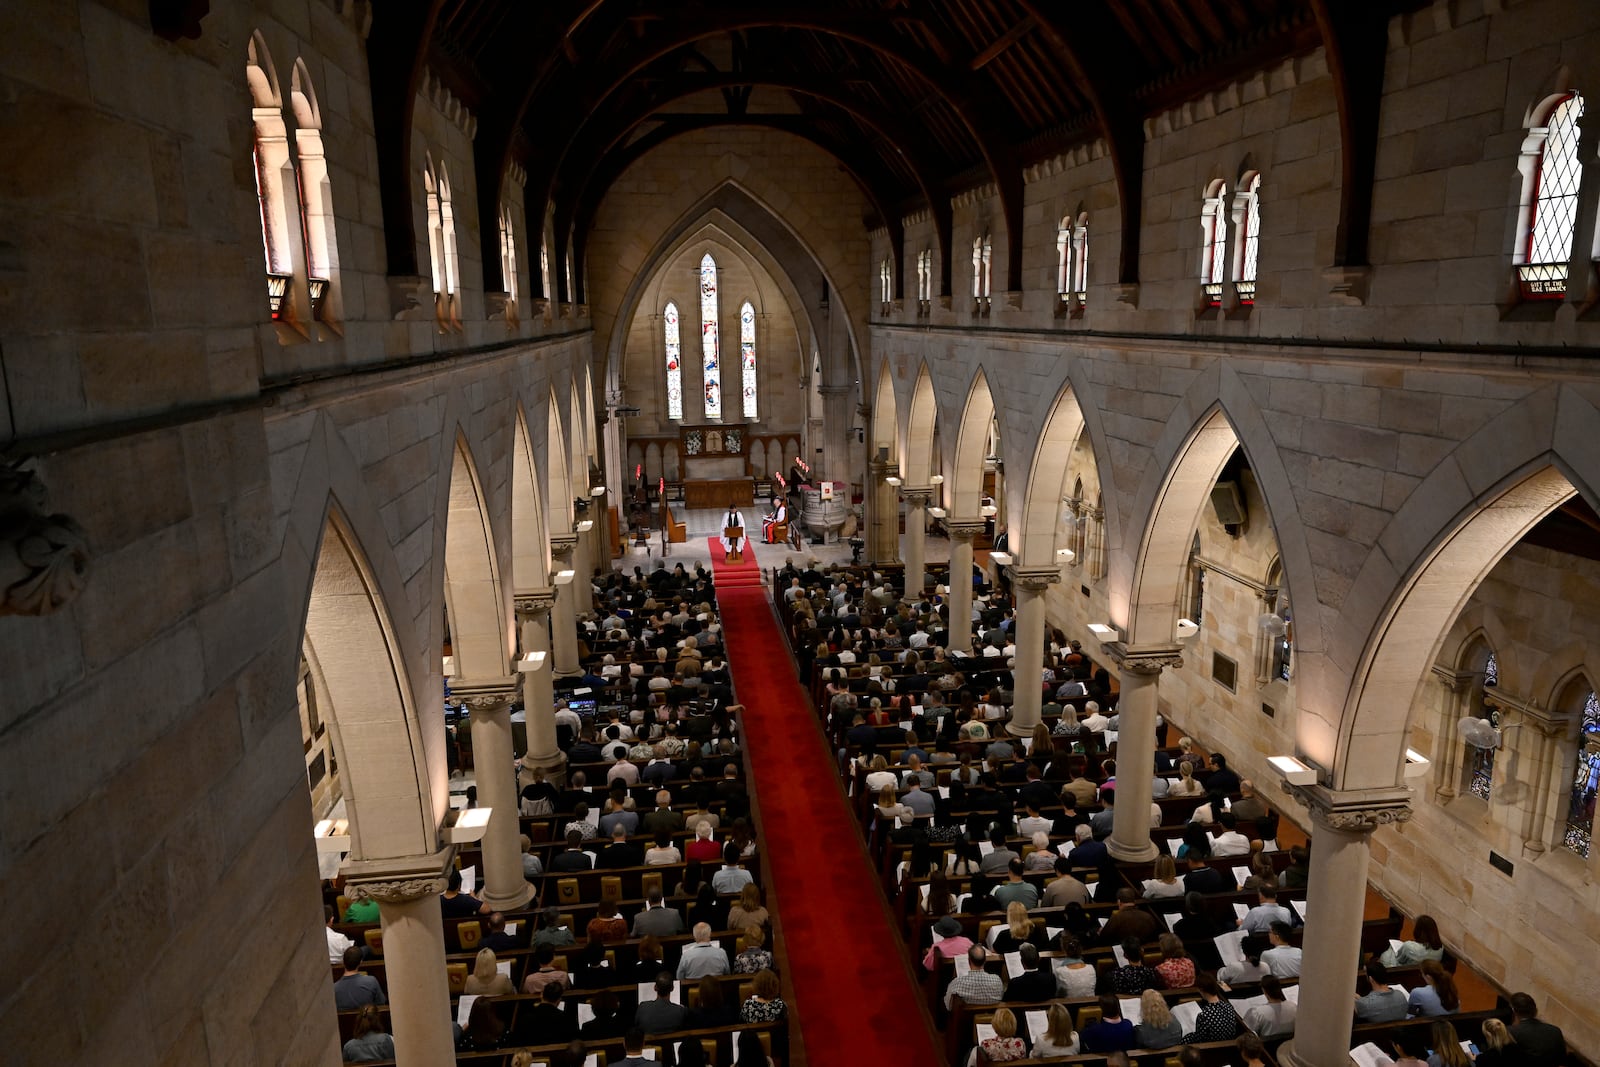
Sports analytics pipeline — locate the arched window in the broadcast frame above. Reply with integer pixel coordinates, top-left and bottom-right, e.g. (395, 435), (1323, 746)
(1270, 587), (1292, 682)
(423, 158), (460, 326)
(1056, 217), (1071, 300)
(971, 232), (992, 310)
(1070, 213), (1089, 303)
(540, 235), (552, 304)
(880, 257), (892, 309)
(1235, 174), (1262, 304)
(1468, 647), (1500, 801)
(499, 206), (518, 307)
(247, 35), (294, 319)
(1187, 532), (1205, 625)
(699, 253), (722, 419)
(289, 60), (337, 322)
(664, 302), (683, 421)
(1201, 180), (1229, 307)
(740, 302), (758, 419)
(1517, 92), (1585, 299)
(917, 248), (933, 310)
(1562, 683), (1599, 858)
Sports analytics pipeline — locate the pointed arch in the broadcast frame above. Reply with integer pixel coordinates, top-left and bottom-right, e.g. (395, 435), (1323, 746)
(872, 360), (900, 462)
(903, 362), (939, 486)
(569, 381), (588, 494)
(511, 407), (551, 591)
(302, 505), (434, 861)
(444, 437), (510, 678)
(951, 368), (996, 519)
(1017, 384), (1088, 569)
(546, 389), (575, 532)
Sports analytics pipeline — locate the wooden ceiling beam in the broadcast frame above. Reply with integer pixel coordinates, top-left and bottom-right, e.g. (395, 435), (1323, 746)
(969, 15), (1036, 71)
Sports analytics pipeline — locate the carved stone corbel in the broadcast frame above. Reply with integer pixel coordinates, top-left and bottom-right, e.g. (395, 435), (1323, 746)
(1, 463), (89, 616)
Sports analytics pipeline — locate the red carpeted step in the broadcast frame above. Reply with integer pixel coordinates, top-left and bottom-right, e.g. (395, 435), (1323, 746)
(709, 543), (942, 1066)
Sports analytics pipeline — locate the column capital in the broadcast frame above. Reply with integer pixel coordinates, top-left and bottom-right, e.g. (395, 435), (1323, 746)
(901, 488), (935, 506)
(947, 520), (986, 541)
(342, 847), (456, 902)
(1430, 664), (1476, 694)
(450, 676), (521, 713)
(817, 383), (852, 396)
(0, 462), (90, 616)
(1103, 642), (1185, 675)
(1010, 566), (1062, 594)
(549, 534), (578, 557)
(1282, 782), (1413, 833)
(515, 588), (557, 619)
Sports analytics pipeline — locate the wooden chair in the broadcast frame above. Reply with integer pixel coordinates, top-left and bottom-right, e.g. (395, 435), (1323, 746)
(446, 963), (468, 994)
(363, 929), (384, 957)
(335, 894), (350, 918)
(457, 921), (483, 951)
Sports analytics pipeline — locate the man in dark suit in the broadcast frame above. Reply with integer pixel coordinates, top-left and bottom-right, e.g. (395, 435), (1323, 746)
(549, 830), (594, 872)
(631, 890), (686, 938)
(641, 791), (685, 836)
(597, 823), (644, 869)
(1004, 944), (1058, 1003)
(1183, 854), (1229, 894)
(519, 982), (578, 1046)
(715, 763), (748, 817)
(1098, 888), (1162, 946)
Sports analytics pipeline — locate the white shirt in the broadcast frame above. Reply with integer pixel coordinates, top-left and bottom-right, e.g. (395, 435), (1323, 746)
(1081, 713), (1109, 732)
(1212, 830), (1252, 857)
(1262, 945), (1303, 977)
(327, 925), (354, 965)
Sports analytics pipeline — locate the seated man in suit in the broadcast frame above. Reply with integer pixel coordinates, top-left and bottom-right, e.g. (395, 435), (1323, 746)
(550, 830), (595, 872)
(631, 889), (686, 938)
(597, 823), (645, 869)
(1004, 944), (1058, 1003)
(634, 973), (690, 1035)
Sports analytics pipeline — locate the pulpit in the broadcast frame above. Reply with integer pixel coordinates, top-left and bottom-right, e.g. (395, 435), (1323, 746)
(724, 526), (745, 562)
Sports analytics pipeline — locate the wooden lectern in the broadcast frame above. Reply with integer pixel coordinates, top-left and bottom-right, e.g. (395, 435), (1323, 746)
(724, 525), (745, 562)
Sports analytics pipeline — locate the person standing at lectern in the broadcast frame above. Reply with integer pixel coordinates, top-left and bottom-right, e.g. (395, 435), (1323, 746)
(720, 502), (747, 555)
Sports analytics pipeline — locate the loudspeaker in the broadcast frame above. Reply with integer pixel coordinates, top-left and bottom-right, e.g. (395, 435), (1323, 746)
(1210, 481), (1246, 527)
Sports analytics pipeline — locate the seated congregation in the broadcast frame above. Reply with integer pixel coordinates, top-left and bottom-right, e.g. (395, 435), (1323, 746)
(769, 555), (1572, 1067)
(323, 562), (788, 1067)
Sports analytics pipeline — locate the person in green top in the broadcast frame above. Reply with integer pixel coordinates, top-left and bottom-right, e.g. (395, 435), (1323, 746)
(343, 894), (379, 923)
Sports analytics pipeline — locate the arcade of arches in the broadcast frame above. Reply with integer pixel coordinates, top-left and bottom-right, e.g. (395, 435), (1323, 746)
(2, 2), (1599, 1066)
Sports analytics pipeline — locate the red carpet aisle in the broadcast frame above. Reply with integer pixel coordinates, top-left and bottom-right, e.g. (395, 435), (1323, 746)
(708, 538), (942, 1066)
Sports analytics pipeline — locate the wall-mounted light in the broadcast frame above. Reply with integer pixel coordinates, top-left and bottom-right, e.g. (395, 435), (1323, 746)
(929, 474), (944, 485)
(517, 651), (548, 673)
(444, 806), (494, 844)
(1403, 748), (1432, 779)
(1056, 548), (1076, 563)
(442, 655), (456, 677)
(590, 485), (607, 497)
(554, 569), (576, 586)
(989, 551), (1014, 567)
(980, 504), (998, 517)
(928, 506), (947, 519)
(315, 818), (351, 854)
(885, 475), (903, 487)
(575, 519), (594, 533)
(1175, 618), (1199, 641)
(1269, 755), (1318, 786)
(1087, 622), (1117, 643)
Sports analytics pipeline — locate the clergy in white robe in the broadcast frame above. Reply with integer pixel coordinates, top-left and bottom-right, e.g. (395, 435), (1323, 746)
(720, 507), (747, 553)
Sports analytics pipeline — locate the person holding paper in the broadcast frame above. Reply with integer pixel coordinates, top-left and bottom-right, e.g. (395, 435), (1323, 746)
(1080, 995), (1138, 1053)
(1183, 972), (1244, 1043)
(464, 948), (515, 996)
(635, 973), (690, 1034)
(1134, 989), (1185, 1049)
(719, 502), (747, 554)
(1241, 974), (1297, 1037)
(1031, 1003), (1081, 1057)
(440, 866), (491, 917)
(609, 1026), (655, 1067)
(923, 915), (974, 971)
(1260, 921), (1302, 978)
(943, 945), (1004, 1010)
(1238, 886), (1292, 935)
(1004, 944), (1058, 1003)
(978, 1007), (1029, 1062)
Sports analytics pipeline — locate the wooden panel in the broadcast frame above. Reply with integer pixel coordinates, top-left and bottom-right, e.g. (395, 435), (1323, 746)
(684, 479), (754, 508)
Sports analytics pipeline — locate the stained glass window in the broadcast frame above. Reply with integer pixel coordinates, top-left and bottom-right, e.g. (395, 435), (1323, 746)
(1563, 689), (1599, 858)
(664, 302), (683, 421)
(1238, 175), (1261, 304)
(1469, 650), (1499, 801)
(740, 301), (757, 419)
(1520, 92), (1585, 299)
(700, 254), (721, 419)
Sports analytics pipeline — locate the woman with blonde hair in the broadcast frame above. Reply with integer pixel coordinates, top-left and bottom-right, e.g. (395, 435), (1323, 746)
(1169, 760), (1204, 796)
(1030, 1002), (1079, 1057)
(991, 900), (1042, 954)
(1426, 1020), (1472, 1067)
(876, 783), (914, 825)
(1134, 988), (1183, 1048)
(1142, 854), (1184, 899)
(978, 1007), (1028, 1062)
(864, 754), (897, 793)
(463, 946), (515, 996)
(1473, 1018), (1515, 1067)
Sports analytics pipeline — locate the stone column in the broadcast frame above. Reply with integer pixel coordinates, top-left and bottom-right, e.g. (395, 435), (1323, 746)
(902, 488), (932, 599)
(1276, 786), (1412, 1067)
(1007, 568), (1061, 737)
(1429, 667), (1473, 803)
(819, 383), (853, 482)
(867, 459), (900, 565)
(549, 536), (581, 676)
(1488, 692), (1566, 856)
(451, 677), (532, 911)
(570, 521), (595, 616)
(1104, 644), (1185, 862)
(345, 855), (457, 1067)
(946, 521), (984, 653)
(515, 591), (565, 785)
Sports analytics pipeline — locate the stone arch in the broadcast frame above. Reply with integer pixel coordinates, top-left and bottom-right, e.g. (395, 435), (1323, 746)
(569, 381), (588, 492)
(511, 406), (550, 591)
(951, 367), (996, 519)
(1017, 382), (1091, 569)
(301, 504), (434, 861)
(903, 362), (939, 486)
(1332, 386), (1600, 791)
(444, 435), (509, 678)
(1533, 644), (1598, 709)
(245, 30), (281, 108)
(872, 360), (899, 462)
(546, 388), (574, 531)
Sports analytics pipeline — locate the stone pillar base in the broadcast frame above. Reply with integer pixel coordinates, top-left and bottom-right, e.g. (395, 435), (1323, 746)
(1106, 838), (1159, 863)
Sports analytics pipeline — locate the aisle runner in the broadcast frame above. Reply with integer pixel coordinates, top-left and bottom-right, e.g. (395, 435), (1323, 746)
(710, 539), (941, 1065)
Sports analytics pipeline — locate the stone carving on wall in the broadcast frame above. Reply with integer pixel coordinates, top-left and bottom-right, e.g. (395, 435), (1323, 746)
(347, 877), (448, 904)
(1, 463), (89, 616)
